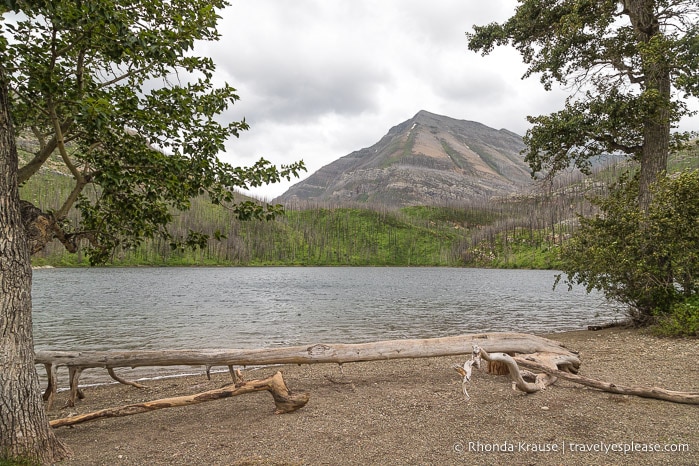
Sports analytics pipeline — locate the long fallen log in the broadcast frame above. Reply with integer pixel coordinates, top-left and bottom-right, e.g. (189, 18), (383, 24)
(50, 371), (308, 428)
(36, 333), (576, 367)
(36, 332), (580, 407)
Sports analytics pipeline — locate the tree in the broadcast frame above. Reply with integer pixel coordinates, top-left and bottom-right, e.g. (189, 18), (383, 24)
(4, 0), (304, 262)
(467, 0), (699, 209)
(1, 0), (303, 462)
(1, 64), (71, 466)
(558, 169), (699, 324)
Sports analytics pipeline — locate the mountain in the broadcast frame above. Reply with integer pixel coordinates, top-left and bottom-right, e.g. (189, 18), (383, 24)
(275, 110), (534, 206)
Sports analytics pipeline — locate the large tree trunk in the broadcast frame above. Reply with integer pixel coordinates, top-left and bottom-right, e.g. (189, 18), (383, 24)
(0, 69), (70, 464)
(637, 64), (671, 211)
(624, 0), (672, 210)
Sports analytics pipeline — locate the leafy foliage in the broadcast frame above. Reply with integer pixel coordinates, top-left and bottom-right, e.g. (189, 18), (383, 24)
(558, 169), (699, 324)
(469, 1), (699, 327)
(653, 296), (699, 337)
(0, 451), (40, 466)
(465, 227), (564, 270)
(2, 0), (304, 264)
(467, 0), (699, 206)
(0, 456), (39, 466)
(25, 195), (480, 266)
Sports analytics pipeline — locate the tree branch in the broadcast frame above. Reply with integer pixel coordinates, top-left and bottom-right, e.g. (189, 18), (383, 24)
(514, 356), (699, 405)
(97, 67), (143, 89)
(49, 371), (309, 427)
(592, 133), (643, 155)
(456, 345), (699, 405)
(55, 173), (91, 220)
(18, 120), (73, 184)
(48, 103), (83, 181)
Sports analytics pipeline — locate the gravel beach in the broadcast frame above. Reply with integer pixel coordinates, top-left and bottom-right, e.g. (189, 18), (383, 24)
(48, 327), (698, 465)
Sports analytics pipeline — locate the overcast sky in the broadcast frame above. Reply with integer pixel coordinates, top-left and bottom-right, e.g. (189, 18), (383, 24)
(198, 0), (699, 200)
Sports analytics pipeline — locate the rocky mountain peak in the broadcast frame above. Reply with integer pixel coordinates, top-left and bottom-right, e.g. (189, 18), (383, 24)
(275, 111), (534, 207)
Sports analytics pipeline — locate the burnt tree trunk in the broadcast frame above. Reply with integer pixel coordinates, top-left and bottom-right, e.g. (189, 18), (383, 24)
(0, 68), (70, 464)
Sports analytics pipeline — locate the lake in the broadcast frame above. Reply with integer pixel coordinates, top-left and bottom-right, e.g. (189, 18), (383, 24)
(32, 267), (620, 353)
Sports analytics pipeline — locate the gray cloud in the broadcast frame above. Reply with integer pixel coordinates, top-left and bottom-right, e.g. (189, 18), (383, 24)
(199, 0), (698, 199)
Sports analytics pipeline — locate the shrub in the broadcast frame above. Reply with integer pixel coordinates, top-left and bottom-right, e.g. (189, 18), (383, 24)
(559, 169), (699, 325)
(653, 296), (699, 337)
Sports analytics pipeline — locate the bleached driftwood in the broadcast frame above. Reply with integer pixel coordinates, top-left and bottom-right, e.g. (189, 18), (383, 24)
(453, 345), (562, 399)
(36, 332), (580, 407)
(107, 367), (147, 389)
(513, 356), (699, 405)
(50, 371), (308, 428)
(456, 345), (699, 405)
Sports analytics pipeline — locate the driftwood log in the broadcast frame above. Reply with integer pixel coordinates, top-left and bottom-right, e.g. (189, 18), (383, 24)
(36, 332), (579, 407)
(50, 371), (308, 428)
(513, 356), (699, 405)
(455, 345), (699, 405)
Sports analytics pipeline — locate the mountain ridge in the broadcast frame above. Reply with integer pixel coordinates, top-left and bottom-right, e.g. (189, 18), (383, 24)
(275, 110), (535, 206)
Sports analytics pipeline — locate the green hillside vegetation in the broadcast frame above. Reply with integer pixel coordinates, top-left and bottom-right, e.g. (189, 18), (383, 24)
(20, 143), (698, 268)
(24, 187), (500, 266)
(464, 143), (699, 269)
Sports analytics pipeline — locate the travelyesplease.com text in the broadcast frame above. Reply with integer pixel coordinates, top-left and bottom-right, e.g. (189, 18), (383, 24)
(453, 440), (690, 455)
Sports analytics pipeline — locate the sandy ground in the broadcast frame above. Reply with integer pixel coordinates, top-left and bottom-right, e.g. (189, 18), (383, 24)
(46, 327), (698, 465)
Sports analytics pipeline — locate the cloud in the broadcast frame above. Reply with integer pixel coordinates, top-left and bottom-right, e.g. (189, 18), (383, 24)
(198, 0), (699, 199)
(208, 1), (393, 125)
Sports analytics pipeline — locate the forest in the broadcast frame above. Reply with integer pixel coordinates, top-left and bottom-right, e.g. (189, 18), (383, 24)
(21, 144), (698, 269)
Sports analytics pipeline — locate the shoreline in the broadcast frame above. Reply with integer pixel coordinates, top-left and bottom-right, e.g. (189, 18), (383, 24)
(49, 327), (697, 465)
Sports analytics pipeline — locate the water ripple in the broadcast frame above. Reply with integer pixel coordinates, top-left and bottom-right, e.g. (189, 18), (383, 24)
(32, 267), (621, 353)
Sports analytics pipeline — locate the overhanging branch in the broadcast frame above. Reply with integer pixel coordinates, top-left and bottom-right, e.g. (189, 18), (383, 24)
(593, 133), (642, 155)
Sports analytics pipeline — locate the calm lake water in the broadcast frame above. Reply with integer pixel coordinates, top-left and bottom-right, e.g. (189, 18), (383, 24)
(32, 267), (620, 353)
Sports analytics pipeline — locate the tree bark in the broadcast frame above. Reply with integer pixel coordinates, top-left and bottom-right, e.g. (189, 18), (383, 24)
(0, 69), (70, 463)
(49, 371), (309, 428)
(624, 0), (672, 210)
(637, 60), (671, 211)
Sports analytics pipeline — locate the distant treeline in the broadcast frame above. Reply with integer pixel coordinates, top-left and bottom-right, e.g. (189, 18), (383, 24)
(21, 143), (698, 268)
(19, 174), (599, 268)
